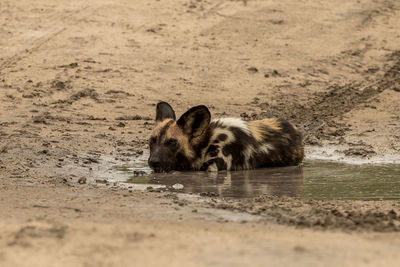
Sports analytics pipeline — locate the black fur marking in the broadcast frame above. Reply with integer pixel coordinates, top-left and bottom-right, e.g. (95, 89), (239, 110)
(213, 158), (227, 170)
(221, 127), (258, 169)
(278, 119), (300, 142)
(250, 119), (303, 167)
(176, 105), (210, 138)
(176, 152), (191, 170)
(191, 121), (222, 168)
(222, 143), (245, 168)
(192, 114), (205, 133)
(201, 157), (227, 171)
(156, 102), (176, 121)
(206, 145), (219, 157)
(221, 145), (230, 157)
(217, 133), (228, 141)
(192, 121), (215, 159)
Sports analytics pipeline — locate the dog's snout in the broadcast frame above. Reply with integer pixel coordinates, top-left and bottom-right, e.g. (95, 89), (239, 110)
(148, 156), (160, 168)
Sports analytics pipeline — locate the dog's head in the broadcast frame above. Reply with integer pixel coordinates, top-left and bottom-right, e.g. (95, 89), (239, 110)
(148, 102), (211, 172)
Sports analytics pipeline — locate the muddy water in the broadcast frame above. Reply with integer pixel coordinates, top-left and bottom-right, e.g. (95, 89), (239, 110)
(302, 161), (400, 200)
(108, 160), (400, 200)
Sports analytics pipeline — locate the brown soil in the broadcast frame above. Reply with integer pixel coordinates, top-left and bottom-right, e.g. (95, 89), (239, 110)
(1, 0), (400, 266)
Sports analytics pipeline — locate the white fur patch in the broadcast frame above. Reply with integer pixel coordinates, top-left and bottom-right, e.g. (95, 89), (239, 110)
(224, 154), (233, 170)
(258, 143), (273, 154)
(211, 128), (236, 145)
(242, 145), (256, 169)
(212, 118), (251, 135)
(206, 163), (218, 172)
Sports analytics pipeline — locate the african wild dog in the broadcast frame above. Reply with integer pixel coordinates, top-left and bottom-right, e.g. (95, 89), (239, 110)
(148, 102), (304, 172)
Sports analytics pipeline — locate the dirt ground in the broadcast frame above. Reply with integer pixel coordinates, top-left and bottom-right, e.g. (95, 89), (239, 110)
(1, 0), (400, 266)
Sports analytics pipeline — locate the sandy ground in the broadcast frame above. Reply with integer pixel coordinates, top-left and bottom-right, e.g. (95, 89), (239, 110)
(1, 0), (400, 266)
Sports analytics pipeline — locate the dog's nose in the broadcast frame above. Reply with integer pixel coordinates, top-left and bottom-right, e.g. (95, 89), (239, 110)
(148, 157), (160, 169)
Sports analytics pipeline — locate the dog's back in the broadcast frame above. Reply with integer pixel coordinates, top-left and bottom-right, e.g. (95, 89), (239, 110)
(200, 117), (304, 171)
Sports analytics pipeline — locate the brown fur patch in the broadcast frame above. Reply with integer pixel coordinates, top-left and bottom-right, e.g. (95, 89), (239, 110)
(151, 119), (174, 137)
(248, 118), (281, 142)
(165, 122), (195, 159)
(151, 119), (195, 160)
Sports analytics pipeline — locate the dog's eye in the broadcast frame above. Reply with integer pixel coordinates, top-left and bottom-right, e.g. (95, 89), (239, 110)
(165, 138), (178, 147)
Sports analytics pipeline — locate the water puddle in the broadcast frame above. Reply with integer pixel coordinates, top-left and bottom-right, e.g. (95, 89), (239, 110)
(302, 161), (400, 200)
(104, 159), (400, 200)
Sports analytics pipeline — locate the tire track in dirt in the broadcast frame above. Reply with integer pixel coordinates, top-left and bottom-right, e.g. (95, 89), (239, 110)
(0, 6), (93, 71)
(258, 51), (400, 144)
(0, 28), (67, 71)
(358, 0), (398, 29)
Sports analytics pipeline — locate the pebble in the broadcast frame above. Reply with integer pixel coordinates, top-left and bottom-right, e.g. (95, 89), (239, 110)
(247, 67), (258, 73)
(172, 183), (184, 190)
(117, 122), (126, 127)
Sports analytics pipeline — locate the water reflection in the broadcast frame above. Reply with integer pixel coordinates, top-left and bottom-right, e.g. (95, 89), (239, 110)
(126, 166), (304, 198)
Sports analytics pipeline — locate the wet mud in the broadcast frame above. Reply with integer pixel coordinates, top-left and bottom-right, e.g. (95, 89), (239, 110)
(203, 196), (400, 232)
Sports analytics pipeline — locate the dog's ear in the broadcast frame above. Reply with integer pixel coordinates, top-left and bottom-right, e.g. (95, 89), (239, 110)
(177, 105), (210, 138)
(156, 102), (176, 122)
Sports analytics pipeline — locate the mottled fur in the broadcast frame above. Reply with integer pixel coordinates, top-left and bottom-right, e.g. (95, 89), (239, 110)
(148, 102), (304, 172)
